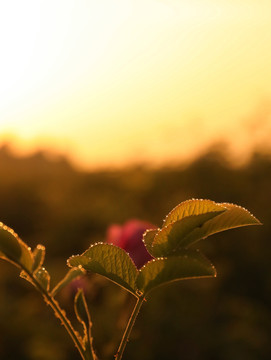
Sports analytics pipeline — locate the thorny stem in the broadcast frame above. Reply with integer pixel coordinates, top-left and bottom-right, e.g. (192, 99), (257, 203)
(26, 270), (88, 360)
(115, 296), (145, 360)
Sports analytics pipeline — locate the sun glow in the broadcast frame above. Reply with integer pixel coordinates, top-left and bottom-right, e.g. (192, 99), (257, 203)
(1, 0), (271, 168)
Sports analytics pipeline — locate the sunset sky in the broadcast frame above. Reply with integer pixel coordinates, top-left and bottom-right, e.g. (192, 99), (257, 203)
(0, 0), (271, 169)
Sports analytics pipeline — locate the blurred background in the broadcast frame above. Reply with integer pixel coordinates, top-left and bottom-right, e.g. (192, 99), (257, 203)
(0, 1), (271, 359)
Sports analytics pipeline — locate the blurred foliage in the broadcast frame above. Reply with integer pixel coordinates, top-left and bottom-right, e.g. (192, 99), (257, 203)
(0, 143), (270, 360)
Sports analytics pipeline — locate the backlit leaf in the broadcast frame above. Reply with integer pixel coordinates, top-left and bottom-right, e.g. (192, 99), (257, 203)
(136, 250), (216, 295)
(163, 199), (226, 227)
(32, 244), (46, 272)
(35, 267), (50, 291)
(52, 267), (86, 297)
(74, 288), (91, 333)
(146, 200), (261, 255)
(68, 243), (138, 296)
(147, 211), (224, 257)
(179, 202), (261, 248)
(74, 289), (96, 360)
(142, 229), (158, 257)
(0, 222), (33, 271)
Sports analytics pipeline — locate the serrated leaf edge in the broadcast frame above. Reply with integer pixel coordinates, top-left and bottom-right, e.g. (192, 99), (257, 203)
(219, 202), (262, 224)
(137, 251), (217, 295)
(162, 199), (225, 227)
(67, 242), (139, 296)
(138, 249), (217, 276)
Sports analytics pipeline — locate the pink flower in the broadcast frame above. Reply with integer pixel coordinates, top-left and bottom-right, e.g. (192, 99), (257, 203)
(106, 219), (156, 268)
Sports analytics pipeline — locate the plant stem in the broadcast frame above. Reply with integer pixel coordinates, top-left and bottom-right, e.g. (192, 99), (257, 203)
(115, 296), (145, 360)
(26, 270), (87, 360)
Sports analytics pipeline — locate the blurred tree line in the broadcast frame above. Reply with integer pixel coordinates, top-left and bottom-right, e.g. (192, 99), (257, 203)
(0, 143), (270, 360)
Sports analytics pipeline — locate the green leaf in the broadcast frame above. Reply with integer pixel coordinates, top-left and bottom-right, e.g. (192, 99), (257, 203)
(35, 267), (50, 291)
(163, 199), (227, 227)
(32, 244), (46, 272)
(0, 222), (33, 272)
(51, 267), (86, 297)
(74, 289), (92, 335)
(145, 211), (224, 257)
(136, 250), (216, 295)
(74, 289), (96, 360)
(142, 229), (158, 257)
(68, 243), (139, 296)
(145, 200), (261, 256)
(179, 202), (261, 248)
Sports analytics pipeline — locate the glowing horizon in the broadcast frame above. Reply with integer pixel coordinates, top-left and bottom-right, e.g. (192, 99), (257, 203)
(1, 0), (271, 169)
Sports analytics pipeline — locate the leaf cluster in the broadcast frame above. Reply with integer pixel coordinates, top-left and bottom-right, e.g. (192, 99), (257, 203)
(0, 222), (91, 357)
(0, 199), (260, 300)
(67, 199), (260, 298)
(0, 198), (261, 360)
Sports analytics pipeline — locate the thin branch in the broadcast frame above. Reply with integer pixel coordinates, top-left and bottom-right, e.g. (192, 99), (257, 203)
(115, 296), (145, 360)
(25, 269), (87, 360)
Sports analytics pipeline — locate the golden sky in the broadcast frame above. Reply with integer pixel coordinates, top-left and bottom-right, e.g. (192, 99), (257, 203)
(0, 0), (271, 169)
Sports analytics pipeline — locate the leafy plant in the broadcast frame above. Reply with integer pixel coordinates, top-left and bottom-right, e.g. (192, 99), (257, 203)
(0, 199), (261, 360)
